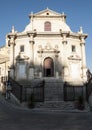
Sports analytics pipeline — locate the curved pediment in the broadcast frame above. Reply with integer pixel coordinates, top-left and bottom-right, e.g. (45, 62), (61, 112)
(68, 54), (81, 60)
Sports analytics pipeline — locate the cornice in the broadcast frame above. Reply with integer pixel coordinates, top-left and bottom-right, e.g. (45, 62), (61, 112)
(9, 31), (88, 40)
(36, 32), (61, 37)
(29, 15), (65, 19)
(69, 32), (88, 39)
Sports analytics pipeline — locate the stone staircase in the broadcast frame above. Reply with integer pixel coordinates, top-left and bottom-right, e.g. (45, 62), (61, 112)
(13, 78), (89, 111)
(18, 78), (64, 102)
(44, 78), (64, 101)
(33, 78), (75, 110)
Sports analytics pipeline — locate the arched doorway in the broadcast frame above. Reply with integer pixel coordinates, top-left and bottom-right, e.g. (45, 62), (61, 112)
(43, 57), (54, 77)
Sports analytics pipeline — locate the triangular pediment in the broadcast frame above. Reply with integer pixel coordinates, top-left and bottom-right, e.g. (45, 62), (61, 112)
(33, 8), (62, 17)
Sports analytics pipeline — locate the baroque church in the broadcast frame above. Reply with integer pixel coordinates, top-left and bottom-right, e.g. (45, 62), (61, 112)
(0, 8), (88, 104)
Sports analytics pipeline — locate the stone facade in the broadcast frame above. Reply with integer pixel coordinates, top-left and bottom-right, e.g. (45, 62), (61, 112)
(0, 8), (88, 101)
(5, 8), (87, 84)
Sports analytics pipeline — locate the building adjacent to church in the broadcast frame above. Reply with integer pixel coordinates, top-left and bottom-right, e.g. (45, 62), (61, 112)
(0, 8), (88, 102)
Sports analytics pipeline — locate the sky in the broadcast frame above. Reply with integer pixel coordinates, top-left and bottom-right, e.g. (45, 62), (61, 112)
(0, 0), (92, 71)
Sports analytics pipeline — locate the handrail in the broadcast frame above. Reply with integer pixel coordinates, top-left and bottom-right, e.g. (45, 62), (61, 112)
(9, 77), (23, 103)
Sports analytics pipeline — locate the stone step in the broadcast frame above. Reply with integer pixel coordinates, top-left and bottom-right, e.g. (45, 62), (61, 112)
(35, 101), (75, 110)
(44, 79), (64, 101)
(35, 101), (90, 111)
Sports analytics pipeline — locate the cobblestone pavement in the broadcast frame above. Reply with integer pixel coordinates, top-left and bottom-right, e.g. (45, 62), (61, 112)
(0, 93), (92, 130)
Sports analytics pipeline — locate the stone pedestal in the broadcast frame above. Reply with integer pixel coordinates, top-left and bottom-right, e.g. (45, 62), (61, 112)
(29, 68), (34, 79)
(63, 66), (69, 81)
(56, 72), (59, 78)
(39, 72), (42, 78)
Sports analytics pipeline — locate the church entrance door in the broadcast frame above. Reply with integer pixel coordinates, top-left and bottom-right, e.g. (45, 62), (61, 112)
(43, 57), (54, 77)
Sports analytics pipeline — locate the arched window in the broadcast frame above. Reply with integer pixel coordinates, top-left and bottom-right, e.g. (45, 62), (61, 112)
(44, 21), (51, 31)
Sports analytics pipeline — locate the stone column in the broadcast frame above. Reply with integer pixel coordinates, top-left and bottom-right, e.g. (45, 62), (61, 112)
(29, 36), (34, 66)
(80, 37), (87, 81)
(8, 31), (16, 79)
(38, 46), (43, 78)
(62, 33), (68, 80)
(54, 46), (60, 78)
(27, 32), (36, 79)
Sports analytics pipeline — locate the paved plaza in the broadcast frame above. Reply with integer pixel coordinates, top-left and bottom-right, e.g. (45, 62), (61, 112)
(0, 93), (92, 130)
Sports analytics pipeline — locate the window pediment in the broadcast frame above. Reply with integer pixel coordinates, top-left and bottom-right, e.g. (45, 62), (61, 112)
(68, 54), (81, 60)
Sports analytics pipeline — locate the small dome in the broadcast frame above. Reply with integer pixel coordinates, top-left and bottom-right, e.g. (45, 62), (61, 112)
(60, 22), (72, 32)
(23, 23), (32, 32)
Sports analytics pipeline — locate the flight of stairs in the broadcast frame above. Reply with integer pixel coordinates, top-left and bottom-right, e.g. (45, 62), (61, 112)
(17, 78), (89, 111)
(44, 78), (64, 101)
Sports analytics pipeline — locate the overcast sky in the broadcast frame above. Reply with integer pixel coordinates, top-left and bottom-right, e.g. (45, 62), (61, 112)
(0, 0), (92, 71)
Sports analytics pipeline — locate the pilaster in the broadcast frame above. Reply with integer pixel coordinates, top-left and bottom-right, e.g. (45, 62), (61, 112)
(7, 27), (17, 79)
(27, 31), (36, 79)
(61, 32), (69, 80)
(80, 37), (87, 81)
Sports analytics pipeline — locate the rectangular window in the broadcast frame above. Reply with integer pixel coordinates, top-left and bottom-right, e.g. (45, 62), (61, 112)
(20, 45), (24, 52)
(72, 45), (76, 52)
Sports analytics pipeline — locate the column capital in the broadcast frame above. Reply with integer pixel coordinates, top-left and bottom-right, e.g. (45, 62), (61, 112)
(7, 26), (17, 46)
(60, 31), (70, 44)
(62, 41), (67, 44)
(80, 42), (85, 46)
(80, 37), (85, 44)
(27, 31), (37, 44)
(7, 33), (17, 46)
(29, 40), (35, 44)
(27, 30), (37, 37)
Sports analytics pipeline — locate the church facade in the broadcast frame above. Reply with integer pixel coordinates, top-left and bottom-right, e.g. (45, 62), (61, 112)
(0, 8), (88, 102)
